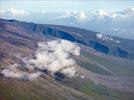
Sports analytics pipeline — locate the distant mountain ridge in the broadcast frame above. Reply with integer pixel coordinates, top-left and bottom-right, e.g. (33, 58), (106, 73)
(0, 19), (134, 59)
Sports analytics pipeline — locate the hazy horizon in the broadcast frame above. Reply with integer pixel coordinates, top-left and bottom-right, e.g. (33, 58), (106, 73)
(1, 0), (134, 39)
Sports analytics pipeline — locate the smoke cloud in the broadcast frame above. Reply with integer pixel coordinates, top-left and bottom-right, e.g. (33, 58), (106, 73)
(1, 63), (42, 80)
(1, 39), (80, 80)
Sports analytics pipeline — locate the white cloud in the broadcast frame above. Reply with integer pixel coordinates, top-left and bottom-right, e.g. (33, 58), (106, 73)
(57, 10), (88, 22)
(0, 8), (28, 18)
(0, 10), (5, 16)
(57, 10), (77, 19)
(26, 39), (80, 77)
(96, 33), (121, 43)
(94, 8), (134, 22)
(40, 10), (46, 14)
(1, 63), (42, 80)
(26, 72), (42, 80)
(97, 9), (109, 16)
(1, 39), (81, 80)
(56, 8), (134, 23)
(120, 8), (134, 16)
(1, 64), (26, 79)
(110, 28), (120, 31)
(76, 10), (88, 21)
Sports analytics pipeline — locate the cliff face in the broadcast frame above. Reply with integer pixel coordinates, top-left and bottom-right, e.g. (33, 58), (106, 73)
(1, 19), (133, 59)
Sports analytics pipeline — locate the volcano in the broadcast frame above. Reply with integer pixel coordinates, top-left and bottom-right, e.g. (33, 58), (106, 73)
(0, 19), (134, 100)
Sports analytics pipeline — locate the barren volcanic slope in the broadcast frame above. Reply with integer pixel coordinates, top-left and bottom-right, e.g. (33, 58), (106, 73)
(0, 19), (134, 100)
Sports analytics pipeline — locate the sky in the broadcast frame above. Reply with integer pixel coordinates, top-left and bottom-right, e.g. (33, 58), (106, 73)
(0, 0), (134, 39)
(1, 0), (134, 12)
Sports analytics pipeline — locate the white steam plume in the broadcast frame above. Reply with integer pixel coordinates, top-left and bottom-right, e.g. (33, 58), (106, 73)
(0, 39), (80, 80)
(1, 64), (41, 80)
(26, 39), (80, 77)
